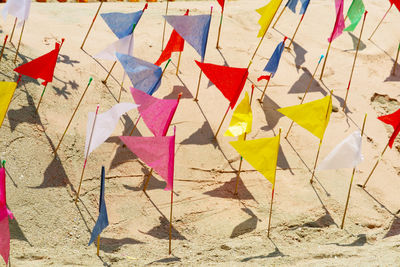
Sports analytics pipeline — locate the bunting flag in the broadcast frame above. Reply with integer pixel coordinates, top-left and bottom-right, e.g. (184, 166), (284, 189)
(378, 108), (400, 148)
(0, 82), (17, 128)
(195, 61), (248, 109)
(217, 0), (225, 10)
(130, 87), (179, 136)
(155, 10), (188, 66)
(2, 0), (31, 23)
(328, 0), (345, 42)
(0, 167), (14, 264)
(164, 14), (211, 61)
(344, 0), (365, 32)
(230, 133), (280, 186)
(256, 0), (283, 37)
(85, 103), (138, 157)
(224, 92), (252, 137)
(120, 128), (176, 191)
(286, 0), (310, 14)
(14, 41), (61, 86)
(88, 166), (109, 246)
(278, 94), (332, 140)
(101, 10), (143, 39)
(299, 0), (311, 14)
(317, 131), (363, 170)
(264, 37), (287, 77)
(94, 34), (134, 61)
(117, 53), (163, 95)
(390, 0), (400, 12)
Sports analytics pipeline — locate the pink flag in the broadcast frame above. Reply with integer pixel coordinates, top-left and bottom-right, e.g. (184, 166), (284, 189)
(0, 167), (13, 264)
(120, 128), (175, 191)
(131, 87), (180, 136)
(328, 0), (345, 43)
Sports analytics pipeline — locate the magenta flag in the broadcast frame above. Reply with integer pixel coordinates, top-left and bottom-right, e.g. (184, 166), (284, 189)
(0, 167), (13, 264)
(328, 0), (345, 43)
(120, 128), (175, 191)
(130, 87), (180, 137)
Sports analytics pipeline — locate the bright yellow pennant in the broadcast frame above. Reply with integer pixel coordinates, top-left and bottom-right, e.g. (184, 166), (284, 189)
(0, 82), (17, 128)
(256, 0), (283, 38)
(224, 92), (252, 137)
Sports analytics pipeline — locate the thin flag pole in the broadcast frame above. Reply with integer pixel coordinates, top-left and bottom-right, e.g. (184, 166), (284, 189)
(393, 42), (400, 76)
(176, 51), (182, 75)
(75, 104), (100, 203)
(168, 190), (173, 255)
(287, 13), (305, 49)
(216, 6), (224, 49)
(343, 11), (367, 111)
(214, 104), (230, 139)
(368, 4), (392, 40)
(54, 77), (93, 155)
(102, 61), (117, 84)
(161, 0), (170, 51)
(341, 113), (367, 229)
(286, 55), (324, 139)
(272, 6), (286, 29)
(128, 115), (142, 136)
(0, 35), (8, 62)
(13, 21), (25, 64)
(96, 235), (100, 256)
(35, 84), (48, 112)
(258, 75), (271, 103)
(81, 0), (104, 50)
(362, 142), (390, 188)
(319, 42), (332, 80)
(9, 18), (17, 44)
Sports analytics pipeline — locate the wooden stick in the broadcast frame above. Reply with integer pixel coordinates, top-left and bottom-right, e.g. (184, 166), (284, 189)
(13, 21), (25, 64)
(393, 42), (400, 76)
(368, 4), (392, 40)
(128, 115), (142, 137)
(168, 190), (173, 255)
(272, 6), (286, 29)
(341, 113), (367, 229)
(117, 82), (124, 103)
(81, 0), (104, 50)
(0, 35), (8, 62)
(216, 9), (224, 49)
(161, 0), (170, 51)
(142, 169), (153, 192)
(176, 51), (182, 76)
(214, 104), (231, 139)
(54, 78), (93, 155)
(102, 61), (117, 85)
(287, 14), (305, 49)
(343, 11), (367, 111)
(75, 105), (100, 203)
(362, 142), (389, 188)
(319, 41), (332, 80)
(96, 235), (100, 256)
(35, 84), (48, 113)
(286, 55), (324, 138)
(257, 76), (271, 103)
(9, 18), (17, 44)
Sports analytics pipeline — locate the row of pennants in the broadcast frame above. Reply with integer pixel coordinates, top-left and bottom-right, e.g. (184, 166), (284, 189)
(1, 0), (400, 262)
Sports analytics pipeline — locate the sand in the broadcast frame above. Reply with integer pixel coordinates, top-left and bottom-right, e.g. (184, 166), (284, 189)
(0, 0), (399, 265)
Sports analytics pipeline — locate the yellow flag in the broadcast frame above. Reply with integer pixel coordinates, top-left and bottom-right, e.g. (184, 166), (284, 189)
(256, 0), (283, 38)
(230, 132), (280, 186)
(0, 82), (17, 128)
(224, 92), (252, 137)
(278, 94), (332, 140)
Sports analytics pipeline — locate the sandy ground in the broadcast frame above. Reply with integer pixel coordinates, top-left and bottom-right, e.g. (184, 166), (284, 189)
(0, 0), (400, 266)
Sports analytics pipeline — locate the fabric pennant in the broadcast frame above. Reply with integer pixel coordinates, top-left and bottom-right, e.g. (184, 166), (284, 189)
(278, 94), (332, 140)
(264, 37), (287, 77)
(390, 0), (400, 12)
(224, 92), (252, 137)
(88, 166), (109, 246)
(299, 0), (310, 14)
(117, 53), (163, 95)
(217, 0), (225, 11)
(101, 10), (143, 39)
(0, 82), (17, 128)
(120, 129), (175, 191)
(328, 0), (345, 43)
(230, 133), (280, 186)
(286, 0), (299, 14)
(94, 34), (134, 61)
(2, 0), (31, 23)
(130, 87), (179, 136)
(256, 0), (283, 37)
(378, 108), (400, 148)
(344, 0), (365, 32)
(0, 167), (14, 264)
(164, 14), (211, 61)
(195, 61), (248, 109)
(85, 103), (138, 157)
(317, 131), (363, 170)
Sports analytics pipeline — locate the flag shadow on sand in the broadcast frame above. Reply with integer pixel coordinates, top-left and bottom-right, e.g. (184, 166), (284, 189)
(142, 216), (186, 240)
(230, 208), (260, 238)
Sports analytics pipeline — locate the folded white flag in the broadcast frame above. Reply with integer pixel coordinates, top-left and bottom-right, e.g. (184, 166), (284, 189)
(317, 131), (363, 171)
(94, 34), (134, 61)
(85, 102), (138, 156)
(2, 0), (31, 23)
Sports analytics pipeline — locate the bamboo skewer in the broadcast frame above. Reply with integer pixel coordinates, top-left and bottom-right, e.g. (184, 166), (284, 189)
(81, 0), (104, 49)
(161, 0), (170, 51)
(319, 42), (332, 80)
(0, 35), (8, 62)
(362, 142), (390, 188)
(102, 61), (117, 84)
(393, 43), (400, 76)
(13, 21), (25, 64)
(368, 4), (392, 40)
(9, 18), (17, 44)
(272, 6), (286, 29)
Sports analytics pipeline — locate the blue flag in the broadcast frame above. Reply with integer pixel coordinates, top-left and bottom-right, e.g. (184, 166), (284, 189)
(299, 0), (310, 14)
(88, 166), (109, 246)
(101, 11), (143, 39)
(286, 0), (299, 13)
(264, 39), (286, 77)
(164, 14), (211, 61)
(286, 0), (310, 14)
(116, 53), (163, 95)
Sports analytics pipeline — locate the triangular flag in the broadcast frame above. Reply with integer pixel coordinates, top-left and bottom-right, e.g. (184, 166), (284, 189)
(378, 108), (400, 148)
(2, 0), (31, 23)
(344, 0), (365, 32)
(299, 0), (311, 14)
(101, 10), (143, 39)
(264, 37), (287, 77)
(88, 166), (109, 246)
(390, 0), (400, 12)
(130, 87), (179, 136)
(120, 129), (175, 191)
(224, 92), (252, 137)
(278, 94), (332, 140)
(164, 14), (211, 61)
(256, 0), (283, 37)
(195, 61), (248, 109)
(155, 10), (188, 66)
(14, 41), (61, 86)
(217, 0), (225, 11)
(317, 131), (363, 170)
(94, 34), (134, 61)
(328, 0), (345, 43)
(117, 53), (163, 95)
(230, 133), (280, 186)
(0, 167), (14, 264)
(0, 82), (17, 128)
(286, 0), (299, 14)
(85, 103), (138, 157)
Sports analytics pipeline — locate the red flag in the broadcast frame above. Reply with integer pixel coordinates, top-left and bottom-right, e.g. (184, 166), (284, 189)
(257, 75), (271, 82)
(378, 108), (400, 148)
(14, 40), (63, 86)
(217, 0), (225, 11)
(390, 0), (400, 11)
(195, 61), (248, 109)
(155, 10), (189, 66)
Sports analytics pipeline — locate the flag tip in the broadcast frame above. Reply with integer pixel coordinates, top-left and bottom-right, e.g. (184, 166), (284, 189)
(88, 77), (93, 85)
(2, 160), (5, 167)
(143, 3), (148, 11)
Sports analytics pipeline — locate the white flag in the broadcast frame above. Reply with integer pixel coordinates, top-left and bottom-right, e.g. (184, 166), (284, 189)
(85, 102), (138, 156)
(317, 131), (363, 171)
(94, 34), (134, 61)
(2, 0), (31, 23)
